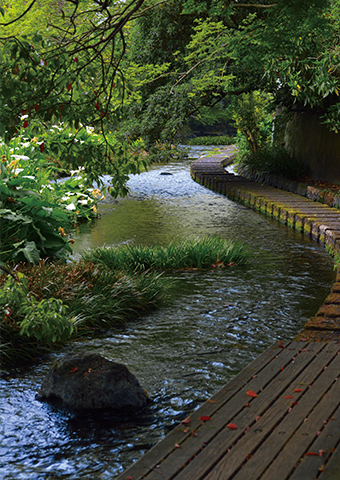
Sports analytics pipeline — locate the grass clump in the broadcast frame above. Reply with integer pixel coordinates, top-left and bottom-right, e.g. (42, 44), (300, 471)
(186, 136), (236, 146)
(0, 261), (170, 366)
(1, 236), (250, 366)
(81, 236), (249, 273)
(239, 146), (309, 180)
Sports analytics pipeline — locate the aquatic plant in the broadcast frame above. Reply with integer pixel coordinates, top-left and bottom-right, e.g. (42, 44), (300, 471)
(0, 261), (171, 365)
(186, 135), (235, 146)
(81, 236), (250, 273)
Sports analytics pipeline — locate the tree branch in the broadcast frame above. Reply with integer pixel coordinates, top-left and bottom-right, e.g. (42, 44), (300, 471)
(0, 0), (38, 26)
(232, 3), (277, 8)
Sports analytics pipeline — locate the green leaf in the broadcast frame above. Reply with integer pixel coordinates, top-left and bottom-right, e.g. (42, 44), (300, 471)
(13, 241), (40, 264)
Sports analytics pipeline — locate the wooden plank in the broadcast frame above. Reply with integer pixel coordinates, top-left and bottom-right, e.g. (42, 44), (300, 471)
(172, 343), (326, 480)
(242, 347), (340, 480)
(116, 342), (305, 480)
(200, 343), (339, 480)
(116, 343), (340, 480)
(121, 342), (320, 480)
(288, 404), (340, 480)
(320, 444), (340, 479)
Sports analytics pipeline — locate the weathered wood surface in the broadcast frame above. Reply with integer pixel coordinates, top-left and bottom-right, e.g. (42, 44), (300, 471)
(117, 341), (340, 479)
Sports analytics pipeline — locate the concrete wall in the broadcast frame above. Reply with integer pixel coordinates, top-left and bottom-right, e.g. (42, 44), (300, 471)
(285, 112), (340, 184)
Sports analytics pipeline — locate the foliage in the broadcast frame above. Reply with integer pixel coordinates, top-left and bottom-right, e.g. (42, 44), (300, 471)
(231, 91), (274, 155)
(0, 0), (145, 137)
(0, 260), (171, 365)
(24, 123), (148, 194)
(2, 0), (338, 174)
(0, 133), (108, 263)
(0, 271), (75, 363)
(81, 236), (250, 273)
(19, 297), (74, 344)
(123, 0), (340, 152)
(0, 0), (152, 189)
(238, 146), (310, 181)
(186, 135), (235, 146)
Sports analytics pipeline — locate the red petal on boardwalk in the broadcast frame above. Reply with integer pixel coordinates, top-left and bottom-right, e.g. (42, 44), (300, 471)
(247, 390), (258, 398)
(306, 452), (318, 456)
(227, 423), (238, 430)
(294, 388), (303, 392)
(285, 395), (293, 399)
(181, 416), (191, 424)
(199, 416), (211, 422)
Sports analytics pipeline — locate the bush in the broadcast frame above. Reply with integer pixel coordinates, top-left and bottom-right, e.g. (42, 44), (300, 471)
(0, 139), (102, 263)
(238, 146), (310, 180)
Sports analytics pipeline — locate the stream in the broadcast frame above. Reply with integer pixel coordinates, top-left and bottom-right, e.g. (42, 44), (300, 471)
(0, 147), (336, 479)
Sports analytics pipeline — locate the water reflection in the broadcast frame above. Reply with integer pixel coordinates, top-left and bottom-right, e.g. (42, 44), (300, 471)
(0, 149), (335, 479)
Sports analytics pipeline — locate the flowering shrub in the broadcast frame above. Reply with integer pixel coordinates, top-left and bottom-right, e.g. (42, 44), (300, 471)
(21, 122), (147, 197)
(0, 133), (103, 263)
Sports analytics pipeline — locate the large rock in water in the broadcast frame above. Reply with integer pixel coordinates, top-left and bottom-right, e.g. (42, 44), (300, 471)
(37, 353), (148, 412)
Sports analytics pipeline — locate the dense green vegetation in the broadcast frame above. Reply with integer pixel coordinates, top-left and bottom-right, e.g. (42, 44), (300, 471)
(186, 136), (235, 146)
(0, 237), (249, 365)
(1, 1), (339, 169)
(1, 1), (339, 366)
(81, 236), (249, 273)
(238, 146), (310, 181)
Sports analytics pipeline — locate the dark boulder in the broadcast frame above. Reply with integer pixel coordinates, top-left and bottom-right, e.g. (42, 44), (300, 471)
(37, 352), (148, 412)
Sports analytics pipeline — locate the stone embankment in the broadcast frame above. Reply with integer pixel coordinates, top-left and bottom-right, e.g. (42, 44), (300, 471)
(191, 146), (340, 343)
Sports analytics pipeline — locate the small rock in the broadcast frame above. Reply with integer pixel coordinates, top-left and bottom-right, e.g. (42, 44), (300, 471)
(37, 353), (148, 413)
(160, 172), (173, 176)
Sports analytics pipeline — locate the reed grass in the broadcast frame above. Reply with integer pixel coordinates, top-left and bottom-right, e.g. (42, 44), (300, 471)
(186, 136), (235, 146)
(1, 237), (249, 365)
(239, 146), (309, 180)
(81, 236), (250, 273)
(0, 261), (171, 365)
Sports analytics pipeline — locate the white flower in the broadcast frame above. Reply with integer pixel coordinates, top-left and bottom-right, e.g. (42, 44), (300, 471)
(42, 207), (53, 214)
(22, 176), (35, 180)
(86, 126), (95, 134)
(61, 196), (70, 201)
(13, 168), (24, 175)
(11, 154), (30, 160)
(78, 199), (88, 205)
(41, 184), (54, 191)
(20, 114), (29, 120)
(22, 142), (31, 148)
(66, 203), (76, 211)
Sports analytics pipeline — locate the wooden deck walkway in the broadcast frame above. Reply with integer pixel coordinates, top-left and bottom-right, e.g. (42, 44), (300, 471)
(117, 151), (340, 479)
(117, 341), (340, 480)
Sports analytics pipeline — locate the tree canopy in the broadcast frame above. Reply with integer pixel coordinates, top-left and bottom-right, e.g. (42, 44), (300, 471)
(1, 0), (339, 166)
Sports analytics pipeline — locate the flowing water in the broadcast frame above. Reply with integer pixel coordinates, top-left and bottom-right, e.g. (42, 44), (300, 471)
(0, 147), (336, 479)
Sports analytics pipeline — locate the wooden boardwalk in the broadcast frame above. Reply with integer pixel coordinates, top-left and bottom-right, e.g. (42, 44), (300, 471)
(117, 341), (340, 480)
(117, 151), (340, 479)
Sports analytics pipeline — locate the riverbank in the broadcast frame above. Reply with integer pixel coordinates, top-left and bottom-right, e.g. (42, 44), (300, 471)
(191, 146), (340, 343)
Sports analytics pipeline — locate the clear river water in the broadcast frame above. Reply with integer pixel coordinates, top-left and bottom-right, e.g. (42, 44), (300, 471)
(0, 147), (336, 479)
